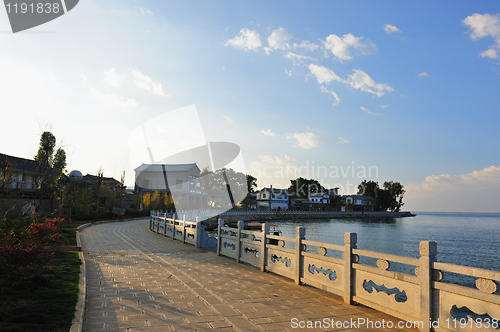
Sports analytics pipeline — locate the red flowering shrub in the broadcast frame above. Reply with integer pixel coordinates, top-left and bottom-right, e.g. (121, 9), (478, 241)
(0, 217), (65, 279)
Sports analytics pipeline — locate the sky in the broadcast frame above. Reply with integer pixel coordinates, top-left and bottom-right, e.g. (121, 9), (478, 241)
(1, 1), (500, 212)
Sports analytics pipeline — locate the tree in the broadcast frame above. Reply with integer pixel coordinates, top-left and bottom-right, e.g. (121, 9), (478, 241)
(383, 181), (406, 212)
(375, 188), (392, 211)
(0, 160), (14, 189)
(34, 131), (66, 213)
(356, 180), (406, 212)
(287, 177), (325, 198)
(246, 174), (257, 193)
(200, 168), (247, 209)
(357, 180), (379, 199)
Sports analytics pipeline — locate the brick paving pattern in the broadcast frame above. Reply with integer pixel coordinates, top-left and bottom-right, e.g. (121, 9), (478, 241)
(80, 219), (418, 332)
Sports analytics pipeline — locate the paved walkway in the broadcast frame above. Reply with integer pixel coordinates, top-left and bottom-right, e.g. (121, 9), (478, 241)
(80, 219), (418, 332)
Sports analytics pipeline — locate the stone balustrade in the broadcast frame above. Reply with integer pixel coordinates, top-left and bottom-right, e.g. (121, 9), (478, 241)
(149, 211), (500, 332)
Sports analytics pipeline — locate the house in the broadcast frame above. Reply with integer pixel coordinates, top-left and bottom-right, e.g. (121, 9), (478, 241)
(134, 163), (205, 209)
(309, 193), (330, 204)
(299, 193), (330, 211)
(255, 186), (289, 210)
(0, 153), (51, 216)
(289, 193), (307, 210)
(82, 173), (123, 192)
(342, 195), (375, 212)
(0, 153), (40, 193)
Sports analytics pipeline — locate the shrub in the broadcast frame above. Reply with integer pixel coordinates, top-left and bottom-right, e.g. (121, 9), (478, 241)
(0, 217), (65, 279)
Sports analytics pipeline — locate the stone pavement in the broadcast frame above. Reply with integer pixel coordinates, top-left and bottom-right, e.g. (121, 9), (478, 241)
(79, 219), (418, 332)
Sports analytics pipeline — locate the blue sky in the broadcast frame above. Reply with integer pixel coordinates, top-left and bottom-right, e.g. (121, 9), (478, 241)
(1, 1), (500, 212)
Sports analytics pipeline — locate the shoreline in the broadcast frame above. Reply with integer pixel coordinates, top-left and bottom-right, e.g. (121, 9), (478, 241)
(205, 211), (415, 223)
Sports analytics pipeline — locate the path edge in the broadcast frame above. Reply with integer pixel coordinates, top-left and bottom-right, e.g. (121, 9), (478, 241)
(69, 217), (148, 332)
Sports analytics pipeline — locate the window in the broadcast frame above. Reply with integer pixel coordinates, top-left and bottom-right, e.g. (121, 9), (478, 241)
(176, 180), (182, 189)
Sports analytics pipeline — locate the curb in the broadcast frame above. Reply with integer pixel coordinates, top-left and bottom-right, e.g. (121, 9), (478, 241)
(69, 224), (87, 332)
(68, 217), (150, 332)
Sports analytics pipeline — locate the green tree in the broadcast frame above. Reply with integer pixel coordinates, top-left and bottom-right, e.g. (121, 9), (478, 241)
(287, 177), (325, 198)
(375, 188), (392, 211)
(246, 174), (257, 193)
(356, 180), (405, 212)
(357, 180), (379, 199)
(383, 181), (405, 212)
(34, 131), (66, 213)
(200, 168), (247, 209)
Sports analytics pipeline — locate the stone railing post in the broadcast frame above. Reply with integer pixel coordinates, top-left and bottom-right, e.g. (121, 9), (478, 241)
(419, 241), (437, 332)
(171, 214), (175, 239)
(236, 221), (243, 263)
(295, 226), (305, 285)
(260, 223), (270, 272)
(344, 232), (357, 305)
(217, 219), (223, 256)
(195, 218), (202, 248)
(163, 215), (167, 236)
(157, 211), (160, 233)
(182, 219), (186, 244)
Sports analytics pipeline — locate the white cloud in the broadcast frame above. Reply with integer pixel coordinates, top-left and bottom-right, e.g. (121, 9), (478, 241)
(322, 33), (376, 61)
(348, 69), (393, 97)
(223, 115), (234, 123)
(463, 13), (500, 41)
(463, 13), (500, 61)
(260, 129), (276, 137)
(380, 104), (388, 108)
(294, 40), (319, 52)
(418, 72), (429, 77)
(337, 137), (349, 145)
(102, 68), (124, 86)
(309, 65), (393, 97)
(285, 69), (292, 77)
(384, 24), (401, 35)
(360, 106), (381, 116)
(264, 27), (293, 55)
(405, 165), (500, 212)
(286, 132), (320, 149)
(89, 87), (139, 108)
(308, 64), (345, 84)
(131, 68), (169, 97)
(320, 86), (340, 106)
(226, 28), (262, 51)
(284, 52), (316, 65)
(140, 8), (153, 15)
(480, 48), (498, 59)
(81, 74), (87, 82)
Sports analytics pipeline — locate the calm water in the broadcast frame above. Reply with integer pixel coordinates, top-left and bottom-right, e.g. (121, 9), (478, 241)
(275, 212), (500, 274)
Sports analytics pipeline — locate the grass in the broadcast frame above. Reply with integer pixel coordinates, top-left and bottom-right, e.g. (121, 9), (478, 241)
(0, 250), (81, 332)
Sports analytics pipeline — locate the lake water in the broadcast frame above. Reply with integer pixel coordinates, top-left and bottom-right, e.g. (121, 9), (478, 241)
(273, 212), (500, 287)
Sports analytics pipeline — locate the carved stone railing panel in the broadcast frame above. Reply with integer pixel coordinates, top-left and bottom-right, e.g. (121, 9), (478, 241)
(435, 289), (500, 332)
(353, 269), (420, 321)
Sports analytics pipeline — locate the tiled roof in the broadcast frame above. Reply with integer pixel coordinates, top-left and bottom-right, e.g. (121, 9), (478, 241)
(0, 153), (40, 173)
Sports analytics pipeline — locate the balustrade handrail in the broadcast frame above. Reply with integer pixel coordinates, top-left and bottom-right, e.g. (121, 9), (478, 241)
(149, 210), (500, 332)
